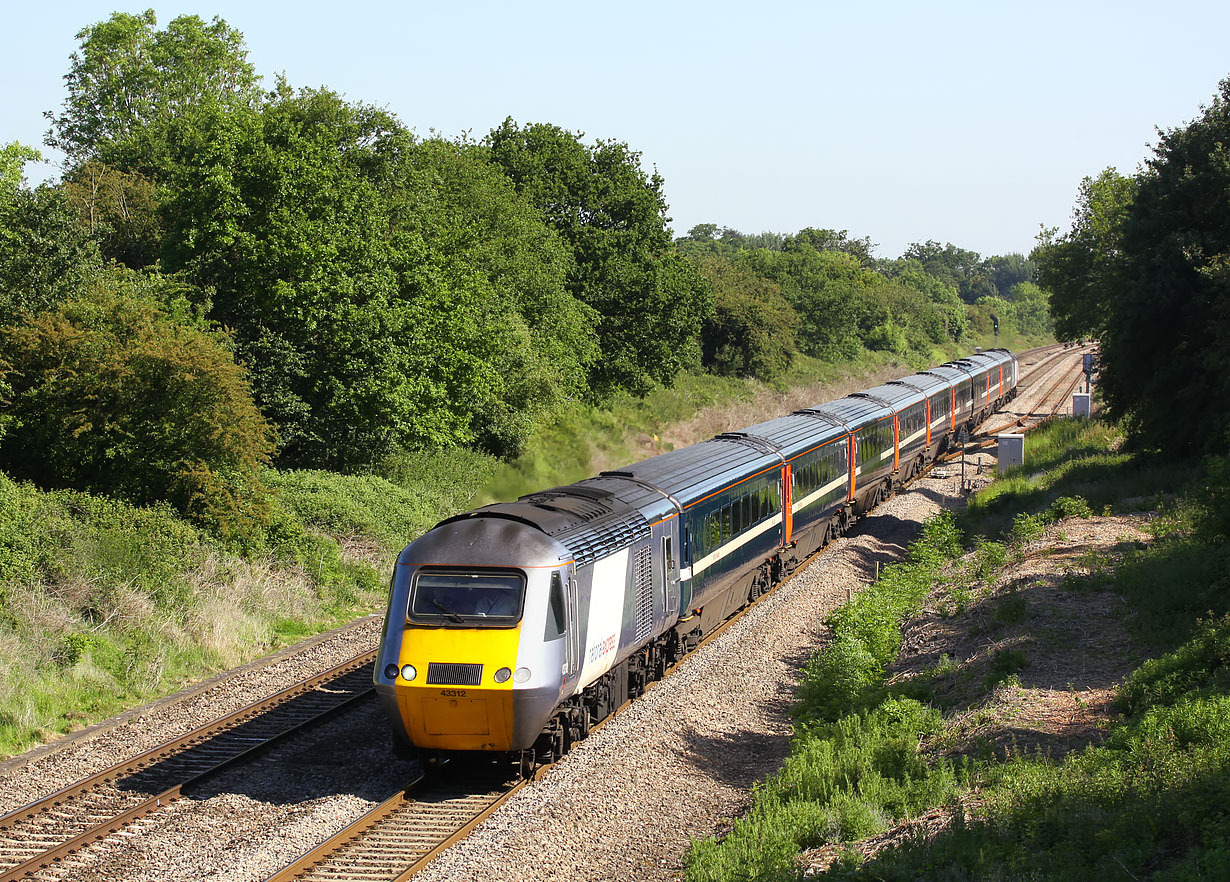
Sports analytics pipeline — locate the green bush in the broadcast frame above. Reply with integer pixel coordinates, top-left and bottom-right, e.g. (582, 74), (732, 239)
(0, 279), (276, 541)
(693, 255), (799, 382)
(1011, 511), (1047, 543)
(1049, 495), (1093, 520)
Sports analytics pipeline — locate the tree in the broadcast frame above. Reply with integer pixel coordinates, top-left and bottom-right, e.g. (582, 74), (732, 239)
(1098, 79), (1230, 454)
(0, 186), (99, 325)
(784, 227), (875, 264)
(901, 240), (994, 303)
(1007, 281), (1052, 339)
(986, 252), (1036, 297)
(158, 90), (585, 468)
(739, 245), (867, 359)
(690, 255), (798, 382)
(882, 258), (967, 341)
(0, 142), (41, 198)
(380, 137), (600, 455)
(61, 161), (161, 267)
(1033, 168), (1135, 342)
(486, 119), (711, 396)
(46, 10), (260, 171)
(0, 273), (276, 539)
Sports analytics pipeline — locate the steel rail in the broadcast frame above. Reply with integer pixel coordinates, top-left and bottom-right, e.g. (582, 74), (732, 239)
(963, 347), (1090, 447)
(0, 651), (377, 882)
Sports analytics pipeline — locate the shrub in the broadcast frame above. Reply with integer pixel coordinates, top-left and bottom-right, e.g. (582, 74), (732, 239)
(1011, 511), (1046, 543)
(693, 255), (798, 382)
(0, 279), (276, 541)
(1049, 495), (1093, 520)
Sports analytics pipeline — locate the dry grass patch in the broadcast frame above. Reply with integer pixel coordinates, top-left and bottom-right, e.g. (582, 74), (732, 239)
(893, 513), (1153, 762)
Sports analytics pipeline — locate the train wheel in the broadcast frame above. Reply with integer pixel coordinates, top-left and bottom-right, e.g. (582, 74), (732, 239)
(519, 749), (537, 778)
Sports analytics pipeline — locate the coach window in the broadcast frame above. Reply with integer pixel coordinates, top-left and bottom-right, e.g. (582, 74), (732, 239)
(706, 513), (720, 552)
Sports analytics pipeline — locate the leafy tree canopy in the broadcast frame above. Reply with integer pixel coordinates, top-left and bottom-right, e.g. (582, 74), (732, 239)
(986, 252), (1036, 298)
(882, 258), (967, 342)
(1033, 168), (1135, 342)
(160, 88), (498, 468)
(901, 240), (995, 303)
(61, 161), (161, 268)
(691, 254), (797, 381)
(487, 118), (711, 396)
(738, 244), (870, 359)
(46, 9), (261, 172)
(0, 142), (42, 198)
(0, 185), (100, 325)
(0, 270), (275, 538)
(381, 137), (600, 455)
(784, 227), (875, 265)
(1099, 79), (1230, 455)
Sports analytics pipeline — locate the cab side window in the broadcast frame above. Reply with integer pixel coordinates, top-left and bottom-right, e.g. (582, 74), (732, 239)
(545, 571), (566, 640)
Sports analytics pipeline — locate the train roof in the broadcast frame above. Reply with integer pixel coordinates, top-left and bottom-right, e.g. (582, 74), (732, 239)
(854, 383), (925, 409)
(605, 437), (780, 510)
(439, 489), (654, 569)
(801, 395), (893, 427)
(890, 371), (951, 394)
(738, 412), (847, 462)
(922, 364), (974, 383)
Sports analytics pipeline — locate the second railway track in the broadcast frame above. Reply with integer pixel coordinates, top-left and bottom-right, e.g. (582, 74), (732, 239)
(0, 652), (378, 882)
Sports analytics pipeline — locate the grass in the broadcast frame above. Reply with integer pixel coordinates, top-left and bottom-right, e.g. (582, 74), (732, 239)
(0, 472), (392, 755)
(687, 414), (1230, 881)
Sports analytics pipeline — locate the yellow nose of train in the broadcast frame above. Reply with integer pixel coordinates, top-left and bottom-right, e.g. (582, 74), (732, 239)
(392, 625), (521, 752)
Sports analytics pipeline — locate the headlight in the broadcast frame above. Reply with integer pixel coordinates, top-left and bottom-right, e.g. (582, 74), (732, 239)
(494, 667), (512, 683)
(513, 666), (531, 683)
(383, 663), (399, 680)
(400, 664), (417, 681)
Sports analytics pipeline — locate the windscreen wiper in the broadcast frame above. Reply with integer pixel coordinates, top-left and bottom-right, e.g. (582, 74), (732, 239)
(429, 596), (466, 624)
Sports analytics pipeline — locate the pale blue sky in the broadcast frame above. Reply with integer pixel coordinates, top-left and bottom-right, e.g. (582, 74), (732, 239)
(4, 1), (1228, 258)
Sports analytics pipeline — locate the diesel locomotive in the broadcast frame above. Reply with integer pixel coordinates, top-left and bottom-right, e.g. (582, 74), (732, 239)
(374, 349), (1018, 764)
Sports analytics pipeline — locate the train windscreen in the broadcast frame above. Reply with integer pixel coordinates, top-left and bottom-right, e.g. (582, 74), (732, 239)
(408, 569), (525, 627)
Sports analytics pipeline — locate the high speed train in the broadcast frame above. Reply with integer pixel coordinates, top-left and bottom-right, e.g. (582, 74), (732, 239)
(374, 349), (1018, 764)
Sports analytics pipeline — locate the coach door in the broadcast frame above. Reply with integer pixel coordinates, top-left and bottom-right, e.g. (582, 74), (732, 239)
(662, 534), (679, 619)
(564, 577), (581, 679)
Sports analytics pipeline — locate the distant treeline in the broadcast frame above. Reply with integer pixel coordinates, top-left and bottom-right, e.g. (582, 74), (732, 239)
(0, 11), (1050, 542)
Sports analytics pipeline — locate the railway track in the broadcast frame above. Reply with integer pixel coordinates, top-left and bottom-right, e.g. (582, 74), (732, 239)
(971, 343), (1093, 445)
(0, 652), (378, 882)
(0, 343), (1092, 882)
(263, 344), (1095, 882)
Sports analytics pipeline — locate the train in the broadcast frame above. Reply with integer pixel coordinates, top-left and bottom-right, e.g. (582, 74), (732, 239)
(374, 349), (1019, 766)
